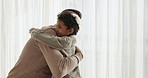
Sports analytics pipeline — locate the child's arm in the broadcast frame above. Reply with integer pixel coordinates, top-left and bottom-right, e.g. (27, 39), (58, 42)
(30, 28), (76, 50)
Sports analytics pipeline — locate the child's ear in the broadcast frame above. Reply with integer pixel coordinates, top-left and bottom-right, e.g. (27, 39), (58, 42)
(67, 28), (74, 35)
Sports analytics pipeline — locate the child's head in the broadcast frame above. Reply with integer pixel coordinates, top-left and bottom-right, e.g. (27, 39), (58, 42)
(61, 9), (82, 19)
(55, 9), (82, 37)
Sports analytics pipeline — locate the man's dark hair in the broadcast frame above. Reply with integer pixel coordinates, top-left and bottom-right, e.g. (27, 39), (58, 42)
(61, 9), (82, 19)
(57, 11), (80, 35)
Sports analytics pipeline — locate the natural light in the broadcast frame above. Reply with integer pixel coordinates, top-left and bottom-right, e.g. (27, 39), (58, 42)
(0, 0), (148, 78)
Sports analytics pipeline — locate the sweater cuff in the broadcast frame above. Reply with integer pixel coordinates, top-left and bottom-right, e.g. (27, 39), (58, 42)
(74, 52), (83, 64)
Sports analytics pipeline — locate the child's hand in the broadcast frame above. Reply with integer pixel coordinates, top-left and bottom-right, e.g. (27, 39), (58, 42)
(29, 28), (36, 34)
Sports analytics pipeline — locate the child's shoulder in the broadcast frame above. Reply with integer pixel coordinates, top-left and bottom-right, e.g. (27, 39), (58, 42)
(62, 35), (76, 44)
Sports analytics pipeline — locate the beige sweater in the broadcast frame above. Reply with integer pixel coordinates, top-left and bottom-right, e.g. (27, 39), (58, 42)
(30, 26), (81, 78)
(7, 27), (83, 78)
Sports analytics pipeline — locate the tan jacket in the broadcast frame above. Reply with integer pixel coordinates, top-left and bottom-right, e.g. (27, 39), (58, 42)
(7, 27), (83, 78)
(31, 26), (81, 78)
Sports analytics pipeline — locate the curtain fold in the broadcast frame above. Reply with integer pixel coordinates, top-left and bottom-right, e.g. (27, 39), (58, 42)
(0, 0), (147, 78)
(144, 0), (148, 78)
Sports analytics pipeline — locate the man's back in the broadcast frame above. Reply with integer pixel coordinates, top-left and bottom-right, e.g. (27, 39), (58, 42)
(7, 38), (52, 78)
(7, 27), (82, 78)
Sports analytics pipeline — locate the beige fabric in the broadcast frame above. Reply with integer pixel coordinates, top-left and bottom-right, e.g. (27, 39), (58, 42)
(7, 38), (52, 78)
(7, 28), (83, 78)
(37, 41), (81, 78)
(31, 26), (82, 78)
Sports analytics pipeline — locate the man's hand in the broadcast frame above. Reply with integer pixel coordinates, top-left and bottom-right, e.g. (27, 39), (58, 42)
(74, 46), (84, 64)
(75, 46), (82, 54)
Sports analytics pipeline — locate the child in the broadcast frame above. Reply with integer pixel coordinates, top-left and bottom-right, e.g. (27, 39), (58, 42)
(30, 9), (82, 78)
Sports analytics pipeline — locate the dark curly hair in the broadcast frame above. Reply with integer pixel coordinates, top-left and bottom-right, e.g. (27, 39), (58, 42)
(61, 9), (82, 19)
(57, 11), (81, 35)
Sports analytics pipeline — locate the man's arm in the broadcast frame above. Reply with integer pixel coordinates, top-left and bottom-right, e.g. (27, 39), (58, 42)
(37, 41), (83, 78)
(30, 28), (76, 50)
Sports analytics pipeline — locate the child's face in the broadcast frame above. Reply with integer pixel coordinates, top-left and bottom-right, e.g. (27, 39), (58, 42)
(55, 19), (74, 37)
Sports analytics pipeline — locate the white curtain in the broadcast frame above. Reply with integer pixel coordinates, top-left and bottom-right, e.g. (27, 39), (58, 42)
(144, 0), (148, 78)
(0, 0), (147, 78)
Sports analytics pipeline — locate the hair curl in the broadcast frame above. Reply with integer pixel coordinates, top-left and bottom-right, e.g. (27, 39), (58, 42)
(61, 9), (82, 19)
